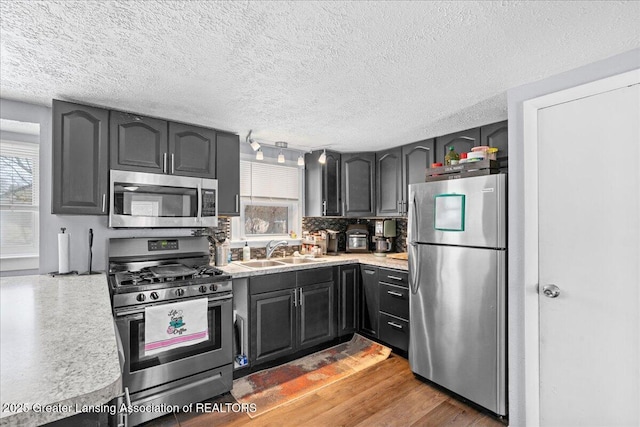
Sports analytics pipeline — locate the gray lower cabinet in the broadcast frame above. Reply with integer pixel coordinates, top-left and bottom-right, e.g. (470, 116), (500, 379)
(249, 268), (336, 365)
(342, 152), (376, 217)
(216, 131), (240, 216)
(168, 122), (216, 178)
(359, 266), (379, 337)
(434, 127), (480, 165)
(358, 266), (410, 352)
(338, 265), (359, 336)
(52, 100), (109, 215)
(109, 110), (167, 173)
(376, 147), (402, 216)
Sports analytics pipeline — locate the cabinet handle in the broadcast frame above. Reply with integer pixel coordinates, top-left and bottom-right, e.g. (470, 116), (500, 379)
(364, 270), (376, 275)
(387, 290), (404, 298)
(322, 200), (327, 216)
(163, 153), (168, 173)
(293, 289), (297, 307)
(387, 321), (403, 330)
(387, 275), (404, 281)
(235, 194), (240, 213)
(102, 194), (106, 212)
(299, 288), (303, 306)
(171, 153), (175, 174)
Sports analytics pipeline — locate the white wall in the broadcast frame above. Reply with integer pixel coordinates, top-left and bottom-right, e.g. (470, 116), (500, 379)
(0, 99), (195, 275)
(506, 48), (640, 426)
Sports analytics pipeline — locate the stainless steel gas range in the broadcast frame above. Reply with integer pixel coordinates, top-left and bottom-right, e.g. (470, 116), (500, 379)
(108, 236), (233, 426)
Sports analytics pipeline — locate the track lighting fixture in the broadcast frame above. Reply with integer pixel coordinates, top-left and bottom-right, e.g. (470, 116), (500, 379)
(297, 155), (305, 166)
(318, 149), (327, 164)
(255, 148), (264, 160)
(276, 141), (287, 163)
(246, 130), (260, 151)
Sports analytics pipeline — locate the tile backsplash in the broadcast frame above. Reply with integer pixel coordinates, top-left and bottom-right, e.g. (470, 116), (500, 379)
(302, 217), (407, 253)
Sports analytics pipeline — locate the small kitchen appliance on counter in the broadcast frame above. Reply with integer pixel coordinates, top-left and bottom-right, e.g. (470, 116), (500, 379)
(346, 224), (369, 253)
(108, 236), (233, 426)
(326, 230), (339, 255)
(373, 219), (397, 256)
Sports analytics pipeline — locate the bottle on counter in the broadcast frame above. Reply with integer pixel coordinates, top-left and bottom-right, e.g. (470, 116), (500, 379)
(444, 146), (460, 166)
(242, 242), (251, 261)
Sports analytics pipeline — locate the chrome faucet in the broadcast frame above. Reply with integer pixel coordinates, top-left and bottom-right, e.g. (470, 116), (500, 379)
(266, 240), (288, 259)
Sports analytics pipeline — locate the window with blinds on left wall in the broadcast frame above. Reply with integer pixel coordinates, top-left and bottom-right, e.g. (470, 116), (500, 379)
(0, 138), (39, 271)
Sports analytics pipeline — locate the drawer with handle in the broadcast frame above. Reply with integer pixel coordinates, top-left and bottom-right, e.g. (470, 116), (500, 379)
(379, 282), (409, 320)
(378, 268), (408, 288)
(379, 312), (409, 352)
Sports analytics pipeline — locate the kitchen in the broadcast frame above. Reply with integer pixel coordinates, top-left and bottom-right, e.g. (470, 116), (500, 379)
(1, 2), (639, 427)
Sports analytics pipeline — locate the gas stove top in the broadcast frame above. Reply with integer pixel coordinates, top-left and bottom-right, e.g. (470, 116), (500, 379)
(107, 236), (233, 309)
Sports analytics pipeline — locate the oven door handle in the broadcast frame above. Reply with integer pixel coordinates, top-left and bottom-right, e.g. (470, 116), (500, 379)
(115, 294), (233, 318)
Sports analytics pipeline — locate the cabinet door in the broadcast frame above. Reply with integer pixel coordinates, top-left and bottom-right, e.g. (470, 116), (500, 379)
(216, 132), (240, 216)
(342, 153), (375, 217)
(304, 151), (323, 217)
(376, 147), (402, 216)
(434, 128), (480, 164)
(168, 122), (216, 178)
(323, 151), (341, 216)
(52, 100), (109, 215)
(110, 111), (167, 173)
(299, 281), (335, 349)
(359, 266), (379, 337)
(250, 289), (296, 364)
(339, 265), (359, 336)
(480, 121), (508, 170)
(401, 139), (435, 214)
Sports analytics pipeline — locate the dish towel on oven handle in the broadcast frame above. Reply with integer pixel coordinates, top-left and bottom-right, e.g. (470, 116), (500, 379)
(144, 297), (209, 356)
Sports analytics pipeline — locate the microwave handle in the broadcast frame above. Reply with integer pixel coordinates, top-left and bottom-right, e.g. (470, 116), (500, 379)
(197, 182), (203, 220)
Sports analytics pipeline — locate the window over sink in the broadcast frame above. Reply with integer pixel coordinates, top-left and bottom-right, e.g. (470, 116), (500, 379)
(231, 159), (301, 241)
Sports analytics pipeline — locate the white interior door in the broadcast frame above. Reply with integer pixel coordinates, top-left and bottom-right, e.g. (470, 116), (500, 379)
(537, 83), (639, 426)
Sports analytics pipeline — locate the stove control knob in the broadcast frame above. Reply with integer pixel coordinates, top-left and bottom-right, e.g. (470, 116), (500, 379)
(209, 284), (217, 292)
(198, 285), (207, 293)
(175, 288), (185, 297)
(150, 292), (159, 300)
(136, 293), (146, 302)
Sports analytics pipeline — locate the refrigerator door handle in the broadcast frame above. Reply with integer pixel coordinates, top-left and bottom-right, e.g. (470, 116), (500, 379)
(408, 242), (420, 294)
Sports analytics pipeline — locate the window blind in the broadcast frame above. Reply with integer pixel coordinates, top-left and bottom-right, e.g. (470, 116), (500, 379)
(0, 139), (39, 259)
(240, 160), (299, 200)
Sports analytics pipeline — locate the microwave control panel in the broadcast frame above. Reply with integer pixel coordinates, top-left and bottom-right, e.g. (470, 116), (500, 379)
(148, 239), (179, 251)
(201, 190), (216, 217)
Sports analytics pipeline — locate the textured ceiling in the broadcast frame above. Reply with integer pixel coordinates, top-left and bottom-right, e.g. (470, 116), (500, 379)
(1, 1), (638, 152)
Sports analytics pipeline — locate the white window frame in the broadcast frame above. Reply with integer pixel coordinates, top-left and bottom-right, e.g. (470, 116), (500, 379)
(230, 156), (303, 245)
(0, 138), (40, 271)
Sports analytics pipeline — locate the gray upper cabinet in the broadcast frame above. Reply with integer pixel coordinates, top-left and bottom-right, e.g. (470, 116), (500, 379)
(342, 153), (376, 217)
(480, 121), (508, 170)
(110, 111), (167, 173)
(168, 122), (216, 178)
(216, 132), (240, 216)
(52, 100), (109, 215)
(305, 150), (341, 216)
(434, 128), (480, 164)
(400, 139), (435, 215)
(376, 147), (402, 216)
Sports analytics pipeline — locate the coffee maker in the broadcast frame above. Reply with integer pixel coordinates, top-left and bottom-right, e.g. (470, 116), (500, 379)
(373, 219), (396, 256)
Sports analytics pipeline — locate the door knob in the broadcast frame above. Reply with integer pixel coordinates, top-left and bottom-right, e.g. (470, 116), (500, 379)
(542, 284), (560, 298)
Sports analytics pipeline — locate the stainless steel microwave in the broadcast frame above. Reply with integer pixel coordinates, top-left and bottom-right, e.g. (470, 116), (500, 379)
(109, 170), (218, 228)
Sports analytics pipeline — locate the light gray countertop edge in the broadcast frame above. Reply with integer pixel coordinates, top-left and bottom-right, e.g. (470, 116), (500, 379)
(0, 274), (122, 427)
(219, 253), (408, 278)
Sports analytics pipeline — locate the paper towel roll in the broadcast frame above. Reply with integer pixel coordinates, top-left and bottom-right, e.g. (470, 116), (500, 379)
(58, 230), (70, 274)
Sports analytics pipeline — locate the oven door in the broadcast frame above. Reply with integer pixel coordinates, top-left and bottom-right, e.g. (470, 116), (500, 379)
(115, 294), (232, 394)
(110, 169), (217, 228)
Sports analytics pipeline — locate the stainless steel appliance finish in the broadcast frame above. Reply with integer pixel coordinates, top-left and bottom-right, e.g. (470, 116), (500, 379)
(408, 174), (506, 416)
(346, 224), (369, 253)
(108, 236), (233, 425)
(109, 169), (218, 228)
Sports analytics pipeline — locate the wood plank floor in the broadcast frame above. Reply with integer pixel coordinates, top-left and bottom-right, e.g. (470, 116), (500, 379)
(143, 355), (505, 427)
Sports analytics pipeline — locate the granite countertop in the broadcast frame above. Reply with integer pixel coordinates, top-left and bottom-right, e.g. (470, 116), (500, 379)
(0, 274), (122, 427)
(220, 252), (408, 278)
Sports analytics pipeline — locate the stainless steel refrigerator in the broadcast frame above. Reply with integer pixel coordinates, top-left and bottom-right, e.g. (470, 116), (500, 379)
(408, 174), (506, 416)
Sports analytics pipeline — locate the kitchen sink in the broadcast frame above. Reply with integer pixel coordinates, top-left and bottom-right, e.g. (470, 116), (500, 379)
(240, 260), (286, 268)
(278, 257), (323, 264)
